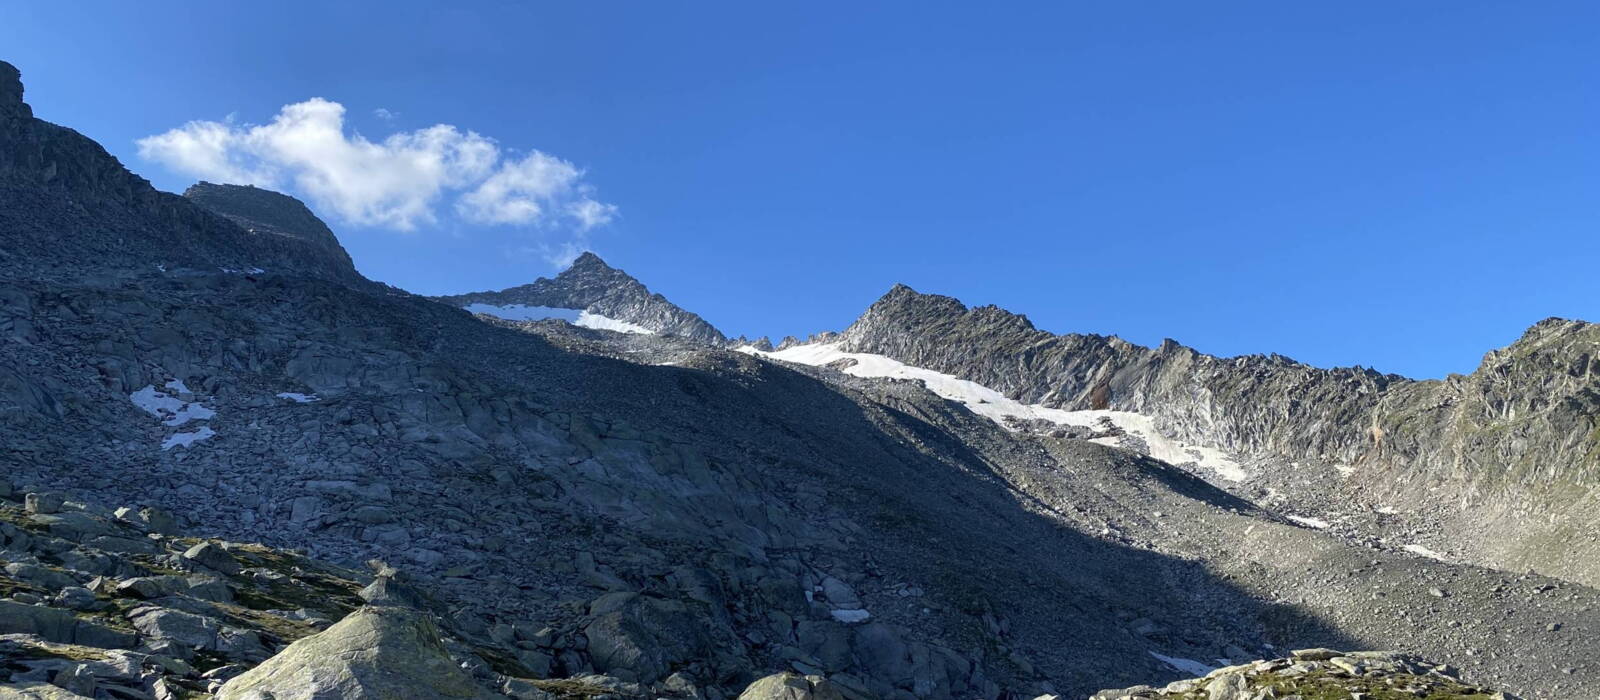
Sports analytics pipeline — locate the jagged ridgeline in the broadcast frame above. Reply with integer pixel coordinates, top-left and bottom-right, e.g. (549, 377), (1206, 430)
(828, 285), (1600, 586)
(0, 57), (1588, 700)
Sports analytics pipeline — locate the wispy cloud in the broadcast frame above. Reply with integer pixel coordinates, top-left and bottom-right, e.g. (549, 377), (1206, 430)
(136, 98), (616, 239)
(372, 107), (398, 121)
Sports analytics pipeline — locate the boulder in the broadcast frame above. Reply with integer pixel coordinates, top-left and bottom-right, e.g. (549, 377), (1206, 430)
(182, 542), (241, 575)
(0, 600), (134, 648)
(738, 672), (846, 700)
(128, 607), (266, 658)
(0, 681), (95, 699)
(215, 606), (500, 700)
(24, 492), (64, 514)
(582, 594), (710, 684)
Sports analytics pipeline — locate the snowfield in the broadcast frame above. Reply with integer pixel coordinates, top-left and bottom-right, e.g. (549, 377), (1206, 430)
(739, 343), (1245, 481)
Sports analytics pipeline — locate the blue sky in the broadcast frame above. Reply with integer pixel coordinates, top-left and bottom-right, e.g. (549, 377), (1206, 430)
(4, 2), (1596, 378)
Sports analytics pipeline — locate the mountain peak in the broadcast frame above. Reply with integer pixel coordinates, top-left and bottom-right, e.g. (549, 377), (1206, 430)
(436, 251), (726, 342)
(1, 60), (31, 117)
(567, 251), (611, 271)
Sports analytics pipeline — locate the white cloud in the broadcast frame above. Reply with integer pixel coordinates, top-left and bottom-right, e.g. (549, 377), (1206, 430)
(457, 151), (583, 225)
(137, 98), (614, 234)
(135, 118), (275, 186)
(568, 198), (619, 231)
(373, 107), (398, 121)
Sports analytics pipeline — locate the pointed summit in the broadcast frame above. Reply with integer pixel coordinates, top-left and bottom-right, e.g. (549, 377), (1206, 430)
(436, 253), (726, 343)
(568, 250), (610, 270)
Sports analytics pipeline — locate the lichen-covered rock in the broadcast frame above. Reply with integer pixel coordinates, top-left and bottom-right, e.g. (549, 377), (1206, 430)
(737, 672), (845, 700)
(215, 606), (500, 700)
(0, 681), (94, 699)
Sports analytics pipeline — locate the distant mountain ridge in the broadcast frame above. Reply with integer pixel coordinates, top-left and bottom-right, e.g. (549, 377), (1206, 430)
(817, 283), (1600, 585)
(436, 252), (727, 343)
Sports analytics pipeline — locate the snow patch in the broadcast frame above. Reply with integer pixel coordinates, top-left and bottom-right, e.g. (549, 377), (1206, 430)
(741, 343), (1245, 481)
(574, 311), (652, 335)
(465, 304), (653, 334)
(132, 383), (220, 448)
(465, 304), (583, 322)
(162, 426), (216, 450)
(1149, 651), (1215, 676)
(163, 403), (216, 427)
(1286, 515), (1331, 529)
(830, 609), (871, 624)
(276, 392), (320, 403)
(131, 385), (187, 417)
(1403, 543), (1448, 561)
(131, 385), (215, 426)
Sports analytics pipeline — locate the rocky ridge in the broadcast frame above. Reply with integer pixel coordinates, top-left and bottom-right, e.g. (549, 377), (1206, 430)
(0, 63), (359, 285)
(827, 284), (1600, 586)
(182, 182), (359, 277)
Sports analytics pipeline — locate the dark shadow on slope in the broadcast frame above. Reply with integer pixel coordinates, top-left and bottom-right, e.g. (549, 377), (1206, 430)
(512, 338), (1367, 694)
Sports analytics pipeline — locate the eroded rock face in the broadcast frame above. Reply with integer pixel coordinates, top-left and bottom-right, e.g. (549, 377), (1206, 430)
(215, 606), (500, 700)
(832, 284), (1600, 585)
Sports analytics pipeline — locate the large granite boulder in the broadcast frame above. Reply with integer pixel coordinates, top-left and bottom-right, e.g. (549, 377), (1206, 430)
(737, 672), (846, 700)
(215, 606), (499, 700)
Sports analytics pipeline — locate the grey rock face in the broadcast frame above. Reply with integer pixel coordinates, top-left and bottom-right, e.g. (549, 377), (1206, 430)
(832, 284), (1600, 585)
(0, 60), (361, 284)
(183, 182), (359, 276)
(437, 252), (726, 342)
(837, 284), (1400, 463)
